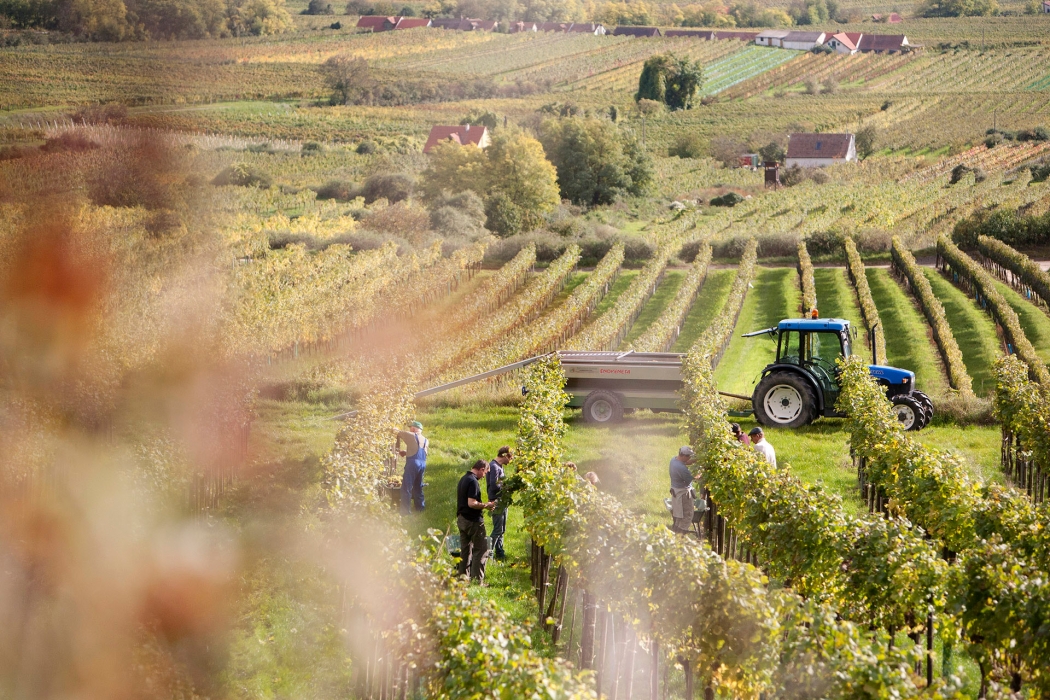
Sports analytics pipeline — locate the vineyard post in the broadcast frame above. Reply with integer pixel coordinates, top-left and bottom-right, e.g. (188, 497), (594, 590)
(649, 638), (659, 700)
(581, 592), (597, 669)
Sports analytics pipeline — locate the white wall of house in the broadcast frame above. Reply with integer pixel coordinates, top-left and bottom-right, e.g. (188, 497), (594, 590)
(782, 33), (825, 50)
(827, 40), (856, 54)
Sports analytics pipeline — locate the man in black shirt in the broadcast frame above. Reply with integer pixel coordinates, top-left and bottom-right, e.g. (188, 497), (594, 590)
(457, 460), (495, 583)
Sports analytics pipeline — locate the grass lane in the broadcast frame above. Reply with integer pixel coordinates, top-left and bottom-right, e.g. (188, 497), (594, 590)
(714, 266), (800, 396)
(992, 278), (1050, 365)
(923, 269), (1001, 397)
(865, 268), (949, 397)
(592, 270), (638, 317)
(621, 270), (685, 348)
(813, 267), (869, 363)
(672, 268), (736, 352)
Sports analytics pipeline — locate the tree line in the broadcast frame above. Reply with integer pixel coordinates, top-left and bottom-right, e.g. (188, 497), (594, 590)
(0, 0), (293, 39)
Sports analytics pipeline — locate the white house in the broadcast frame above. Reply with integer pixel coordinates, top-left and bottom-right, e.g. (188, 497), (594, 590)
(826, 32), (862, 54)
(1044, 0), (1050, 12)
(755, 29), (790, 47)
(786, 133), (856, 168)
(781, 30), (826, 50)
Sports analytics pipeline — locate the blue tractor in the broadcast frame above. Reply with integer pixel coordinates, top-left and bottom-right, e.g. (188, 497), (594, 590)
(744, 318), (933, 430)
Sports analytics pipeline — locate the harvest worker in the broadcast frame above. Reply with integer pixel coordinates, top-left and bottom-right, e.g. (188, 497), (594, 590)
(669, 446), (696, 535)
(457, 459), (496, 583)
(487, 446), (513, 561)
(396, 421), (429, 515)
(749, 427), (776, 467)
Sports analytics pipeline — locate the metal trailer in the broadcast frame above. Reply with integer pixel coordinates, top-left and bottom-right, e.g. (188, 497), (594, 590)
(415, 350), (688, 423)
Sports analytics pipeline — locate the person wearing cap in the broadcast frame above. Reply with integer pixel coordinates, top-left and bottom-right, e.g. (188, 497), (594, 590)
(749, 427), (776, 467)
(396, 421), (429, 515)
(669, 446), (696, 535)
(457, 459), (496, 583)
(487, 446), (513, 561)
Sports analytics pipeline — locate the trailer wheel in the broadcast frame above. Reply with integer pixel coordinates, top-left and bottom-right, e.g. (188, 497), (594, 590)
(753, 372), (816, 429)
(891, 395), (926, 431)
(582, 391), (624, 424)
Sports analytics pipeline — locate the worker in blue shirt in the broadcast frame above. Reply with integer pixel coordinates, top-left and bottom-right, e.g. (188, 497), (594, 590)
(669, 446), (696, 534)
(396, 421), (428, 515)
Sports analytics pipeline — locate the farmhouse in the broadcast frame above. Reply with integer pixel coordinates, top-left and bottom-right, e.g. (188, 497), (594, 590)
(567, 23), (607, 34)
(508, 21), (538, 32)
(786, 133), (856, 167)
(826, 32), (862, 54)
(781, 30), (826, 50)
(394, 17), (431, 29)
(665, 29), (715, 38)
(537, 21), (570, 31)
(423, 125), (490, 153)
(612, 26), (662, 37)
(1044, 0), (1050, 12)
(755, 29), (790, 47)
(716, 30), (759, 41)
(355, 15), (397, 31)
(857, 34), (910, 53)
(430, 17), (498, 30)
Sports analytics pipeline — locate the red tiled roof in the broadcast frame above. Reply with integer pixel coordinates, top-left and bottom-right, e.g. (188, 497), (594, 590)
(567, 23), (603, 32)
(665, 29), (714, 38)
(858, 33), (907, 51)
(356, 15), (396, 30)
(716, 30), (758, 40)
(423, 125), (488, 153)
(538, 21), (570, 31)
(394, 17), (430, 29)
(612, 26), (661, 36)
(829, 31), (859, 50)
(787, 133), (853, 159)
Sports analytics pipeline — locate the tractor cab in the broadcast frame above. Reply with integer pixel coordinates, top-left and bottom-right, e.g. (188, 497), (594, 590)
(744, 318), (932, 430)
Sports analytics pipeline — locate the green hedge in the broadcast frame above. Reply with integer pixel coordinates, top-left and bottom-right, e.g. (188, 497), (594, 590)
(976, 234), (1050, 311)
(891, 237), (974, 396)
(844, 236), (888, 364)
(798, 239), (817, 315)
(937, 234), (1050, 385)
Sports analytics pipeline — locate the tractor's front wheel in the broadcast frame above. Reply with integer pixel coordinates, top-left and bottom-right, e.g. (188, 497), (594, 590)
(891, 395), (927, 431)
(753, 372), (817, 429)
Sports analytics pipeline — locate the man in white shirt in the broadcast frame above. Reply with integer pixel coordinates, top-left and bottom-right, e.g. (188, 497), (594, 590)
(749, 427), (776, 468)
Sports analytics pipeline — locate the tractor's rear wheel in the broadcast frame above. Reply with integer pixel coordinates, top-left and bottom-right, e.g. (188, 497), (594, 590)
(891, 395), (927, 431)
(582, 390), (624, 424)
(913, 391), (934, 427)
(753, 372), (817, 429)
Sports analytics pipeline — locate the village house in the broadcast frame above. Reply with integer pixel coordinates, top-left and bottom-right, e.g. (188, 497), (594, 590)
(665, 29), (715, 38)
(781, 30), (826, 50)
(430, 17), (498, 30)
(566, 23), (607, 34)
(786, 133), (856, 168)
(423, 125), (490, 154)
(508, 21), (538, 32)
(394, 17), (430, 29)
(1044, 0), (1050, 13)
(755, 29), (790, 47)
(826, 32), (862, 54)
(612, 26), (662, 37)
(355, 15), (397, 31)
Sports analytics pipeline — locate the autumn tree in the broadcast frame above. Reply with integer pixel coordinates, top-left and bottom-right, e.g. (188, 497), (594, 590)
(635, 53), (703, 111)
(539, 117), (652, 206)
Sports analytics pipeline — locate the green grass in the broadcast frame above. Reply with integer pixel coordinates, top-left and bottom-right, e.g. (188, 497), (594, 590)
(621, 271), (685, 348)
(813, 267), (869, 363)
(992, 279), (1050, 365)
(714, 266), (800, 396)
(593, 271), (638, 317)
(865, 268), (949, 398)
(923, 269), (1002, 397)
(672, 268), (735, 352)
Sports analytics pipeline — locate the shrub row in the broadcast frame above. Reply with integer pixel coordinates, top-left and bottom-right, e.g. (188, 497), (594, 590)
(680, 351), (946, 633)
(976, 234), (1050, 310)
(890, 237), (974, 396)
(632, 243), (712, 352)
(839, 357), (1050, 693)
(843, 237), (888, 364)
(937, 234), (1050, 385)
(993, 355), (1050, 498)
(688, 238), (758, 360)
(385, 242), (486, 319)
(514, 356), (939, 698)
(797, 239), (817, 315)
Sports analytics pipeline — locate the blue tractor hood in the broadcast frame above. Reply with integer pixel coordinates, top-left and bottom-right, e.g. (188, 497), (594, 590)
(868, 364), (915, 386)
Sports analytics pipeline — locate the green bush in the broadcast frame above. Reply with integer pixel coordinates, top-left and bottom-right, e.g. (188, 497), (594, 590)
(211, 164), (272, 188)
(709, 192), (744, 207)
(315, 180), (358, 201)
(668, 133), (705, 159)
